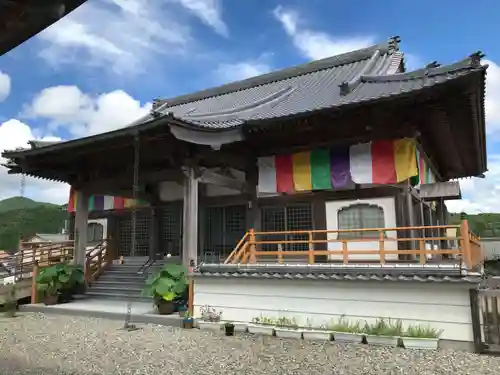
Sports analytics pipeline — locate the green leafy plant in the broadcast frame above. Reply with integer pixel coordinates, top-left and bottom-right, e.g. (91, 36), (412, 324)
(36, 263), (84, 296)
(363, 318), (403, 337)
(183, 311), (193, 320)
(200, 305), (222, 322)
(326, 315), (363, 333)
(142, 263), (188, 304)
(403, 324), (442, 338)
(276, 316), (298, 329)
(252, 315), (277, 326)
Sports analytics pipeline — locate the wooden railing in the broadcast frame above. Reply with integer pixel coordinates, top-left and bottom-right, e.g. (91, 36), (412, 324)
(84, 240), (111, 284)
(225, 220), (483, 271)
(0, 241), (74, 283)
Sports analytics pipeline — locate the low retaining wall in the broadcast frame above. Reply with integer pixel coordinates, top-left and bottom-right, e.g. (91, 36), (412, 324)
(193, 277), (474, 343)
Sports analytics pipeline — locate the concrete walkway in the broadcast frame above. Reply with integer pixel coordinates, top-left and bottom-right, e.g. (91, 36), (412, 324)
(20, 298), (183, 327)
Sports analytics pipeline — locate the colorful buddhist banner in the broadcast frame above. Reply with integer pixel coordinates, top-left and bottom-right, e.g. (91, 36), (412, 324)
(258, 138), (429, 194)
(67, 187), (148, 213)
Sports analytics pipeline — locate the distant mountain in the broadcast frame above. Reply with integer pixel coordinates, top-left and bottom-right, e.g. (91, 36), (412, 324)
(0, 197), (67, 252)
(0, 196), (58, 213)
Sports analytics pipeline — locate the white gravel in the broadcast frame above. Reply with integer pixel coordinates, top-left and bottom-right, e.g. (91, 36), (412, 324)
(0, 313), (499, 374)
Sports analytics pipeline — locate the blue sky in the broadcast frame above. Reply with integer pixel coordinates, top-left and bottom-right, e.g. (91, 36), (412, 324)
(0, 0), (499, 212)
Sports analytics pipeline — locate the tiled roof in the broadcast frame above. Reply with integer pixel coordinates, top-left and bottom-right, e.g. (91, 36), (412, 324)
(195, 263), (483, 284)
(142, 42), (484, 130)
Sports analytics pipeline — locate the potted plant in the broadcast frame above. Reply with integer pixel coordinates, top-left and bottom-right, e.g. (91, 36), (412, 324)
(36, 263), (82, 305)
(178, 305), (188, 317)
(247, 315), (276, 336)
(232, 321), (249, 333)
(401, 324), (442, 350)
(197, 305), (223, 331)
(3, 283), (17, 318)
(142, 263), (188, 315)
(302, 319), (332, 341)
(363, 318), (402, 346)
(183, 312), (194, 329)
(327, 316), (364, 343)
(274, 316), (303, 339)
(224, 322), (235, 336)
(58, 264), (85, 303)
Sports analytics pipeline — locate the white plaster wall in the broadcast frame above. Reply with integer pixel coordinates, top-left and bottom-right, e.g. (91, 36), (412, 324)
(158, 181), (184, 202)
(194, 278), (473, 342)
(325, 197), (398, 261)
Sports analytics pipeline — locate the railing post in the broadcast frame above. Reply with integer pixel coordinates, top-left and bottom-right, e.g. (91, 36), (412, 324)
(31, 261), (39, 304)
(85, 259), (92, 284)
(308, 231), (314, 264)
(461, 220), (472, 270)
(98, 251), (103, 274)
(248, 228), (257, 264)
(342, 241), (348, 264)
(419, 239), (426, 264)
(378, 230), (385, 265)
(277, 243), (284, 264)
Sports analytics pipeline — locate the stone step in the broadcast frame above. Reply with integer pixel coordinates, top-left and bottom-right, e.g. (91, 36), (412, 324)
(90, 285), (143, 294)
(92, 281), (145, 289)
(85, 291), (151, 301)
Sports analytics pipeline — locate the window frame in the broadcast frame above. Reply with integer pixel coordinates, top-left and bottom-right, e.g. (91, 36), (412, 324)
(337, 203), (385, 240)
(87, 222), (104, 244)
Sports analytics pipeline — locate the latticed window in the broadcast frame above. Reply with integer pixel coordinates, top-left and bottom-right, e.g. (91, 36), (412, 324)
(261, 204), (313, 251)
(203, 205), (246, 261)
(87, 222), (104, 243)
(337, 204), (385, 239)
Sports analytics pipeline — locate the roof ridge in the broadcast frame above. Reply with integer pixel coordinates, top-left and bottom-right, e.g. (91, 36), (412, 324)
(154, 37), (400, 110)
(361, 52), (485, 83)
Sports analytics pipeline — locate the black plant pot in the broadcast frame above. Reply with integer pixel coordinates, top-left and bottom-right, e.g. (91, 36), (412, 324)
(157, 300), (175, 315)
(43, 294), (59, 306)
(225, 324), (235, 336)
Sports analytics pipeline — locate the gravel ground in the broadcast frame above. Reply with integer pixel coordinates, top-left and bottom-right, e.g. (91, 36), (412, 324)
(0, 313), (499, 375)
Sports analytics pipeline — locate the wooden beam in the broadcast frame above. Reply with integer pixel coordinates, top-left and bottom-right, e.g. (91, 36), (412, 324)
(76, 168), (184, 192)
(198, 168), (251, 194)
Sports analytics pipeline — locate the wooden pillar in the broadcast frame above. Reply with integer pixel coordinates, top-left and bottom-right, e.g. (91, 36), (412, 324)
(149, 206), (159, 261)
(74, 190), (89, 266)
(436, 198), (448, 251)
(182, 166), (199, 267)
(405, 185), (416, 258)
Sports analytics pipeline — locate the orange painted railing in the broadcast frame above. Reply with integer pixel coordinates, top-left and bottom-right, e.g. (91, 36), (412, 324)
(225, 220), (483, 271)
(85, 240), (111, 284)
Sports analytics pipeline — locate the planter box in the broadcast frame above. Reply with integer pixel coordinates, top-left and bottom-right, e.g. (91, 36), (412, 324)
(303, 330), (332, 341)
(332, 332), (364, 343)
(197, 321), (222, 331)
(247, 323), (275, 336)
(274, 327), (303, 339)
(232, 322), (248, 332)
(402, 337), (439, 350)
(365, 334), (399, 347)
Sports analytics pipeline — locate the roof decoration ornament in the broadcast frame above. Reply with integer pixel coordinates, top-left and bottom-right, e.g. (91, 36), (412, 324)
(388, 36), (401, 53)
(469, 51), (485, 67)
(425, 61), (441, 69)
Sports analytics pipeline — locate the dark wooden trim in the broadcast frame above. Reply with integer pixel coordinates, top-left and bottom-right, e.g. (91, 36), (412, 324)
(469, 288), (486, 354)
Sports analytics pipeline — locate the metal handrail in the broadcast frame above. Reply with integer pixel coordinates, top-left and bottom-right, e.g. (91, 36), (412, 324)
(137, 258), (156, 275)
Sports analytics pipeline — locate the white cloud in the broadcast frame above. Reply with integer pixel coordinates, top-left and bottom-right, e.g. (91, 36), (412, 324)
(174, 0), (228, 37)
(0, 71), (11, 101)
(272, 6), (374, 60)
(484, 59), (500, 135)
(216, 61), (271, 82)
(24, 85), (152, 137)
(37, 0), (191, 73)
(0, 119), (68, 204)
(446, 155), (500, 213)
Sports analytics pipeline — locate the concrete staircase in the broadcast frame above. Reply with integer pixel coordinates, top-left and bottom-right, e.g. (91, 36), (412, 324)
(86, 257), (164, 301)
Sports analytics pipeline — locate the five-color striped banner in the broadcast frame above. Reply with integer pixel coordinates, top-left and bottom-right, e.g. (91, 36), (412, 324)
(67, 188), (148, 213)
(258, 138), (434, 194)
